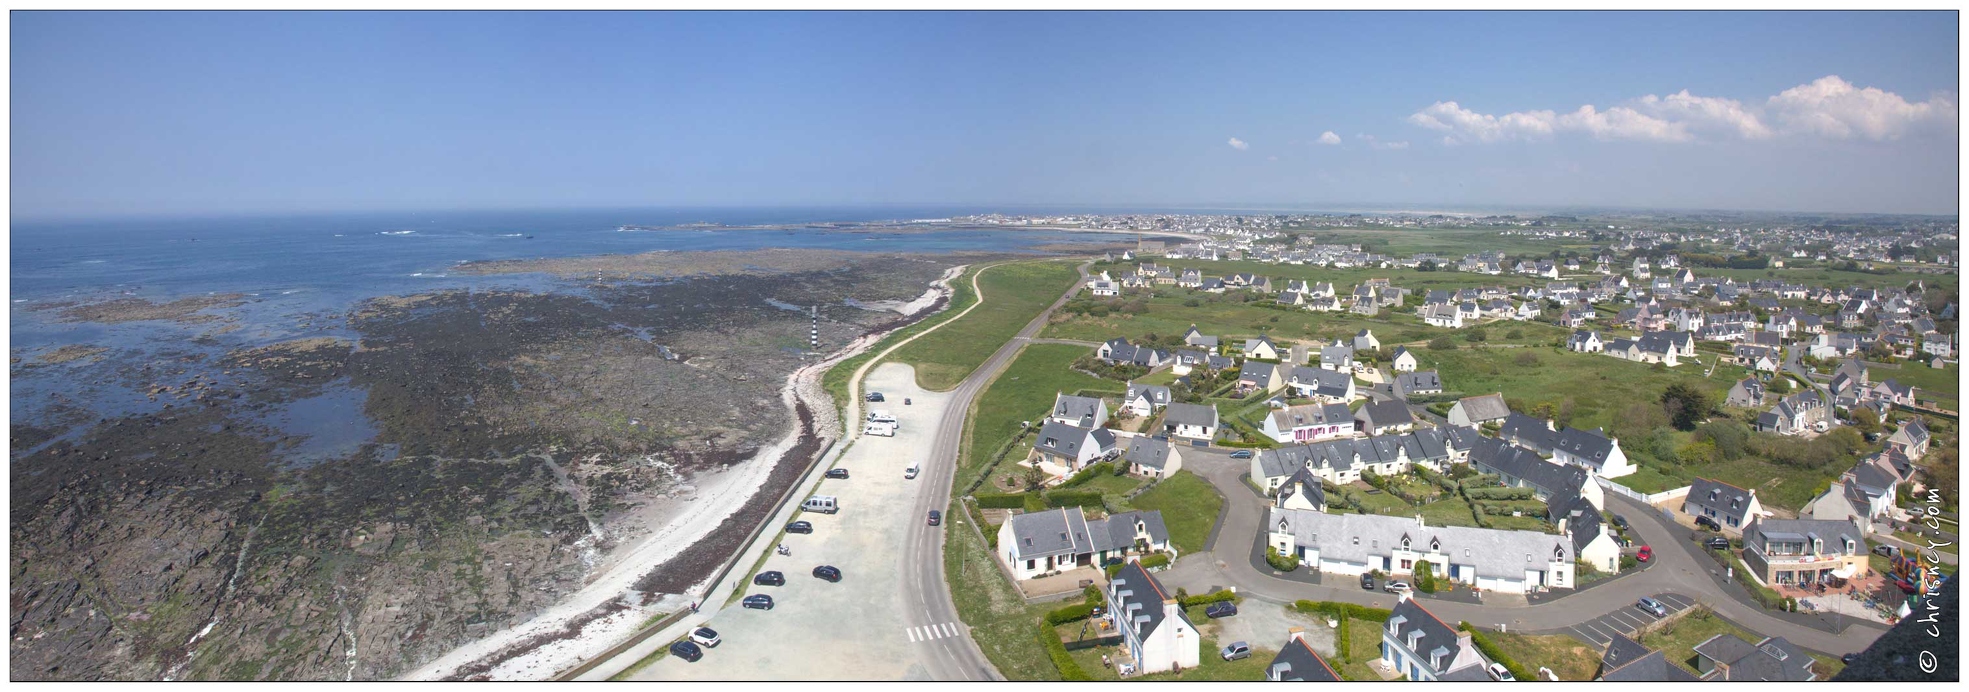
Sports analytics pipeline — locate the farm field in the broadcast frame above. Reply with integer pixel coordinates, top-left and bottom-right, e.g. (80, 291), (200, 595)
(891, 259), (1083, 390)
(1413, 346), (1742, 434)
(958, 343), (1124, 489)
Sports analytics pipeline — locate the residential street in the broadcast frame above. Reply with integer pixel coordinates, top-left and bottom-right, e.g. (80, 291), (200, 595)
(1158, 447), (1893, 656)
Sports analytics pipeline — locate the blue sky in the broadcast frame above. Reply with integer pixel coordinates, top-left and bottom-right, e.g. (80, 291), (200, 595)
(10, 11), (1959, 218)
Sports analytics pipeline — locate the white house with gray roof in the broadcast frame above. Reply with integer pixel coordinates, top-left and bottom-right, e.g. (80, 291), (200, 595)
(1121, 383), (1172, 417)
(1104, 561), (1199, 673)
(1446, 392), (1511, 427)
(1261, 402), (1355, 444)
(1049, 393), (1110, 429)
(998, 508), (1172, 581)
(1160, 403), (1219, 444)
(1028, 421), (1117, 477)
(1268, 508), (1578, 594)
(1121, 435), (1182, 479)
(1682, 477), (1764, 536)
(1381, 595), (1490, 681)
(1286, 366), (1357, 404)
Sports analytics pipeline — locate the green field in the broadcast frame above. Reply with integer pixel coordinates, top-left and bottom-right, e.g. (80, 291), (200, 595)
(1041, 286), (1570, 350)
(821, 264), (984, 413)
(1485, 630), (1602, 681)
(958, 343), (1125, 489)
(1415, 346), (1741, 434)
(1701, 265), (1955, 297)
(1338, 616), (1393, 680)
(1126, 470), (1225, 555)
(1068, 634), (1278, 681)
(1867, 361), (1960, 410)
(891, 260), (1084, 390)
(944, 498), (1060, 681)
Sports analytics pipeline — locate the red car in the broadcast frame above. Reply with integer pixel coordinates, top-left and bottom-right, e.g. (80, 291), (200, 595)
(1636, 546), (1653, 562)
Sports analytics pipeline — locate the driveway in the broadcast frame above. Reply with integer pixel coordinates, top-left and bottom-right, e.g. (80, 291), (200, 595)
(630, 363), (953, 680)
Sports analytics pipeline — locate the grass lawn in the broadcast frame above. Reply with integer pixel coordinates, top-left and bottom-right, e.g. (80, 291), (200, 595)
(1355, 488), (1415, 515)
(1640, 607), (1846, 680)
(1415, 346), (1740, 434)
(1896, 529), (1959, 554)
(1681, 456), (1843, 514)
(1617, 465), (1689, 495)
(1485, 630), (1602, 681)
(1077, 472), (1150, 499)
(1337, 616), (1394, 681)
(1065, 634), (1278, 681)
(1484, 514), (1557, 532)
(1871, 362), (1960, 410)
(944, 498), (1060, 681)
(821, 264), (982, 413)
(1125, 470), (1224, 554)
(1416, 495), (1482, 528)
(1135, 368), (1182, 387)
(892, 260), (1084, 390)
(959, 343), (1125, 490)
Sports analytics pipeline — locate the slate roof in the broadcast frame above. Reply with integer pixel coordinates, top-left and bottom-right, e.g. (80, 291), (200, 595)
(1320, 345), (1354, 367)
(1553, 427), (1618, 467)
(1356, 400), (1414, 430)
(1599, 632), (1653, 674)
(1052, 394), (1106, 427)
(1279, 466), (1325, 509)
(1123, 435), (1175, 471)
(1385, 597), (1478, 678)
(1125, 383), (1172, 410)
(1561, 496), (1607, 554)
(1088, 510), (1170, 553)
(1746, 517), (1861, 553)
(1032, 421), (1113, 459)
(1163, 402), (1219, 429)
(1239, 359), (1278, 383)
(1004, 507), (1093, 560)
(1453, 393), (1511, 423)
(1268, 403), (1353, 432)
(1394, 371), (1443, 396)
(1287, 366), (1353, 398)
(1110, 561), (1176, 640)
(1270, 508), (1574, 582)
(1267, 636), (1341, 681)
(1693, 634), (1816, 681)
(1686, 477), (1756, 527)
(1468, 437), (1588, 505)
(1499, 412), (1561, 453)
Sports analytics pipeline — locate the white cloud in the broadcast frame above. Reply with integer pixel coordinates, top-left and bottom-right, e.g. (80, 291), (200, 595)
(1357, 134), (1410, 150)
(1411, 75), (1956, 145)
(1316, 131), (1342, 145)
(1228, 137), (1249, 150)
(1766, 75), (1957, 140)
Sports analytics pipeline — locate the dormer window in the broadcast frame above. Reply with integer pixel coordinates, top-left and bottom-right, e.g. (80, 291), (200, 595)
(1431, 538), (1441, 552)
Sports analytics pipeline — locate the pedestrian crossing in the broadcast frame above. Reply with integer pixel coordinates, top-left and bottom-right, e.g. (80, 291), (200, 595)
(905, 622), (961, 642)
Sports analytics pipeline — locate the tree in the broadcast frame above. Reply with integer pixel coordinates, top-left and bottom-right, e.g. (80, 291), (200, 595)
(1023, 463), (1047, 492)
(1767, 376), (1791, 394)
(1428, 336), (1458, 351)
(1851, 407), (1881, 436)
(1660, 383), (1711, 431)
(1465, 328), (1489, 343)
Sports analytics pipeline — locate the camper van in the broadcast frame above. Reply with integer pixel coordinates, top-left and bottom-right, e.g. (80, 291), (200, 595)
(863, 421), (897, 437)
(801, 496), (839, 514)
(866, 410), (897, 424)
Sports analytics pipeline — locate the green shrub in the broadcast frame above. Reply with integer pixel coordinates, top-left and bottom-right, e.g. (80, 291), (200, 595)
(1139, 553), (1171, 570)
(1043, 489), (1105, 509)
(1293, 600), (1391, 622)
(1058, 463), (1113, 488)
(1178, 589), (1240, 608)
(1045, 602), (1095, 625)
(1413, 560), (1438, 593)
(975, 493), (1028, 509)
(1337, 616), (1352, 661)
(1104, 563), (1123, 578)
(1038, 622), (1094, 681)
(1266, 545), (1301, 572)
(1429, 337), (1458, 351)
(1459, 622), (1534, 682)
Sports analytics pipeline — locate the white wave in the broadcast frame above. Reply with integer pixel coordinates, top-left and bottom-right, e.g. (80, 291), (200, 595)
(409, 273), (449, 278)
(379, 230), (416, 236)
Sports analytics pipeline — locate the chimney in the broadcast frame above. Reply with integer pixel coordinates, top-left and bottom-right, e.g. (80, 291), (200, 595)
(1457, 631), (1475, 653)
(1287, 627), (1306, 644)
(1416, 514), (1426, 528)
(1395, 590), (1413, 604)
(1546, 418), (1556, 431)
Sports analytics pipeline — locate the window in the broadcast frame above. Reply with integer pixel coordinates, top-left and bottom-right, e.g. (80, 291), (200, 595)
(1026, 559), (1035, 569)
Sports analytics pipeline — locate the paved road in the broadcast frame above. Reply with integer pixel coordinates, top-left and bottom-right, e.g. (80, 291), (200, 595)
(1158, 448), (1891, 656)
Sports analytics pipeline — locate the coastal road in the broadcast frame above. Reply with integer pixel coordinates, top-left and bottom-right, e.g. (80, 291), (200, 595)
(1157, 447), (1891, 657)
(895, 259), (1093, 680)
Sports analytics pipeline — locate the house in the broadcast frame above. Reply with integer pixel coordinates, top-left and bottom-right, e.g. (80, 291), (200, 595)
(1355, 400), (1417, 435)
(1379, 595), (1492, 681)
(1122, 435), (1182, 479)
(1266, 628), (1341, 681)
(1244, 335), (1282, 361)
(1732, 344), (1781, 372)
(1467, 437), (1605, 513)
(1682, 478), (1763, 535)
(1353, 329), (1381, 352)
(1742, 517), (1867, 588)
(1691, 633), (1817, 681)
(1391, 346), (1419, 372)
(1568, 330), (1604, 353)
(1801, 454), (1900, 533)
(1269, 510), (1577, 595)
(1884, 416), (1930, 457)
(1286, 366), (1356, 404)
(1262, 403), (1356, 444)
(1725, 377), (1767, 409)
(998, 507), (1172, 581)
(1319, 344), (1355, 372)
(1122, 383), (1172, 417)
(1420, 303), (1463, 329)
(1866, 379), (1917, 406)
(1597, 633), (1702, 681)
(1446, 393), (1511, 427)
(1029, 421), (1118, 475)
(1550, 426), (1635, 478)
(1097, 338), (1169, 368)
(1754, 390), (1831, 436)
(1182, 325), (1220, 351)
(1275, 466), (1326, 511)
(1237, 360), (1284, 394)
(1050, 393), (1110, 429)
(1087, 279), (1120, 297)
(1562, 496), (1623, 574)
(1252, 427), (1473, 488)
(1162, 403), (1220, 444)
(1392, 371), (1443, 400)
(1104, 561), (1200, 674)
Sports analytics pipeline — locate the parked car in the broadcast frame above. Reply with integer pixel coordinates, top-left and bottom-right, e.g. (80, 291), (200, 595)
(1205, 601), (1238, 619)
(904, 398), (911, 405)
(812, 565), (842, 583)
(825, 468), (850, 479)
(1384, 581), (1412, 595)
(1842, 653), (1858, 664)
(1873, 544), (1899, 557)
(1705, 536), (1731, 551)
(1220, 641), (1252, 661)
(1612, 514), (1629, 529)
(905, 465), (919, 479)
(1636, 546), (1653, 562)
(689, 627), (721, 648)
(742, 595), (775, 610)
(1360, 573), (1376, 591)
(669, 640), (704, 662)
(1487, 662), (1515, 681)
(1228, 450), (1254, 459)
(785, 521), (813, 534)
(1694, 515), (1720, 530)
(927, 510), (942, 526)
(865, 392), (884, 402)
(753, 570), (785, 587)
(1637, 597), (1668, 617)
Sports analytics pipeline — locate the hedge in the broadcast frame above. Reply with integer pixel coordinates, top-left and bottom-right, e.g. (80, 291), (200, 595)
(1045, 602), (1095, 626)
(1177, 589), (1239, 608)
(1139, 553), (1171, 570)
(1337, 617), (1353, 661)
(1265, 545), (1301, 572)
(1058, 463), (1114, 488)
(1038, 622), (1095, 681)
(1045, 490), (1106, 509)
(975, 493), (1028, 509)
(1293, 600), (1392, 623)
(1459, 622), (1534, 682)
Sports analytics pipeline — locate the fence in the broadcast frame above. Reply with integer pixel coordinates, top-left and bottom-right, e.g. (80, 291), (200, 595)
(1597, 476), (1690, 505)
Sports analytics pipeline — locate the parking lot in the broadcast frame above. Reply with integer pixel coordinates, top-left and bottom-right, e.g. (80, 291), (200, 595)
(629, 363), (951, 680)
(1558, 592), (1700, 647)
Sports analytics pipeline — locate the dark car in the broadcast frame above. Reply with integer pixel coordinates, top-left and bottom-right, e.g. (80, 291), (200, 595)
(1228, 450), (1254, 459)
(1694, 515), (1720, 530)
(669, 640), (704, 662)
(813, 565), (842, 582)
(865, 392), (884, 402)
(1612, 514), (1629, 529)
(742, 594), (775, 610)
(1842, 653), (1858, 664)
(785, 521), (813, 534)
(825, 468), (850, 479)
(1360, 573), (1376, 591)
(927, 510), (942, 526)
(1205, 601), (1238, 619)
(1705, 536), (1730, 551)
(753, 570), (785, 587)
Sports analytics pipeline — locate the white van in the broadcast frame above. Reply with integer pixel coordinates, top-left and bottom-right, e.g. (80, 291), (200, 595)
(864, 421), (897, 437)
(866, 410), (896, 424)
(801, 496), (838, 514)
(904, 464), (919, 479)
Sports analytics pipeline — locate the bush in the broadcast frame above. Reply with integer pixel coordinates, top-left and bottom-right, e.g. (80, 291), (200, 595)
(1266, 545), (1301, 572)
(1460, 623), (1535, 682)
(1619, 554), (1638, 571)
(1139, 553), (1172, 570)
(1413, 559), (1438, 593)
(975, 493), (1028, 509)
(1037, 622), (1094, 680)
(1428, 336), (1458, 351)
(1045, 602), (1095, 625)
(1465, 328), (1488, 343)
(1058, 463), (1113, 488)
(1044, 489), (1105, 509)
(1292, 600), (1392, 623)
(1178, 589), (1240, 608)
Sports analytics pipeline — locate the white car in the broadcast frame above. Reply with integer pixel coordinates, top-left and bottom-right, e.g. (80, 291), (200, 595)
(1384, 581), (1412, 595)
(1487, 662), (1515, 681)
(904, 465), (919, 479)
(689, 626), (721, 648)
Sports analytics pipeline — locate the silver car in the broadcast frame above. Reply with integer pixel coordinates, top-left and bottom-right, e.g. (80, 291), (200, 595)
(1220, 641), (1251, 661)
